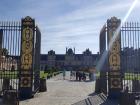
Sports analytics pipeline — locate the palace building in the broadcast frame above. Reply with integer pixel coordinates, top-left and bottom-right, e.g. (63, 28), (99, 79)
(40, 48), (99, 71)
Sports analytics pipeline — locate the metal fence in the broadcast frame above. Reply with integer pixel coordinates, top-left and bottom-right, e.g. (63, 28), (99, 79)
(0, 21), (21, 99)
(0, 16), (41, 102)
(0, 22), (21, 94)
(121, 22), (140, 97)
(33, 26), (41, 94)
(99, 17), (140, 102)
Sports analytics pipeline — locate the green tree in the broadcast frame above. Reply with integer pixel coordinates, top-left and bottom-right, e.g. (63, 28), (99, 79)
(11, 65), (15, 72)
(2, 48), (9, 56)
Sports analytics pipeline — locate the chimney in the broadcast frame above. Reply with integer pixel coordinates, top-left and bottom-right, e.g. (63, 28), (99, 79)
(74, 47), (75, 54)
(66, 47), (68, 53)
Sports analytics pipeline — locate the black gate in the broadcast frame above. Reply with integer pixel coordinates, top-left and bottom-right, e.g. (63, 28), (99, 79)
(0, 16), (41, 103)
(0, 21), (21, 103)
(33, 26), (41, 94)
(99, 24), (108, 95)
(99, 17), (140, 102)
(121, 21), (140, 101)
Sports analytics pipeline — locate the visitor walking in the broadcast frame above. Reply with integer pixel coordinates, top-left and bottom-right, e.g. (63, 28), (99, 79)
(70, 70), (72, 80)
(79, 72), (82, 81)
(82, 72), (86, 81)
(76, 71), (79, 81)
(63, 69), (66, 80)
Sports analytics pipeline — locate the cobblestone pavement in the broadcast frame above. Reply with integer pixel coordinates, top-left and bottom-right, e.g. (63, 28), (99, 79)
(20, 71), (95, 105)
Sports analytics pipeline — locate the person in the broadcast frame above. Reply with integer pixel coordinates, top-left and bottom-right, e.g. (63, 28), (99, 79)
(70, 70), (73, 80)
(89, 72), (95, 81)
(89, 73), (91, 81)
(63, 69), (66, 80)
(79, 72), (82, 81)
(76, 71), (79, 81)
(82, 72), (86, 81)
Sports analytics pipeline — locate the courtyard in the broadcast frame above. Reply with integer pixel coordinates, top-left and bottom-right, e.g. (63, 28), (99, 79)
(20, 71), (95, 105)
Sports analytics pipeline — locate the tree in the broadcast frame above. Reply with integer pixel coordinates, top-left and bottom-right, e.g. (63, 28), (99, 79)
(11, 65), (15, 72)
(1, 48), (9, 56)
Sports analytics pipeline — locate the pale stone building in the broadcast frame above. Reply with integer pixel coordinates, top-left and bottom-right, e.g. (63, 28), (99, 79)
(0, 56), (18, 71)
(40, 48), (99, 71)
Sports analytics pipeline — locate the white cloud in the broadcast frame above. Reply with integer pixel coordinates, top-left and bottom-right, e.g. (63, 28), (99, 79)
(40, 0), (140, 54)
(1, 0), (140, 54)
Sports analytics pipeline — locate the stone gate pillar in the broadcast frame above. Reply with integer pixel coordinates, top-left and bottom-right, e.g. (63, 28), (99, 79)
(107, 17), (122, 98)
(19, 16), (35, 99)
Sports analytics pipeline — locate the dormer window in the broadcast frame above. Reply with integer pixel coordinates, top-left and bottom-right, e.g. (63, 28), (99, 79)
(83, 48), (92, 55)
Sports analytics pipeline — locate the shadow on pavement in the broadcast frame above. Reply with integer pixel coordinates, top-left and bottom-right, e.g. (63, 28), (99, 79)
(100, 99), (119, 105)
(68, 80), (94, 82)
(72, 92), (119, 105)
(0, 98), (4, 105)
(88, 92), (98, 96)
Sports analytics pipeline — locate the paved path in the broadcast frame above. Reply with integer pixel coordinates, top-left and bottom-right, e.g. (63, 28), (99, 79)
(20, 71), (95, 105)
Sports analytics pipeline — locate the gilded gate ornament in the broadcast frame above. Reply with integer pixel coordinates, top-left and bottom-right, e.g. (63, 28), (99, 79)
(110, 41), (120, 53)
(21, 54), (32, 70)
(21, 28), (33, 70)
(20, 16), (34, 89)
(23, 27), (33, 40)
(22, 41), (33, 53)
(108, 17), (122, 90)
(111, 78), (121, 88)
(21, 26), (33, 71)
(109, 40), (121, 72)
(20, 77), (31, 87)
(109, 53), (120, 70)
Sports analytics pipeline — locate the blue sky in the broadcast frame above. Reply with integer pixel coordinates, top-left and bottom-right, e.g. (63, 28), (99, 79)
(0, 0), (140, 54)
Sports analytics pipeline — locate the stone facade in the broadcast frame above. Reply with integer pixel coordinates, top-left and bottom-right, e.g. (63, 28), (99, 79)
(121, 47), (140, 72)
(40, 48), (99, 71)
(0, 56), (18, 71)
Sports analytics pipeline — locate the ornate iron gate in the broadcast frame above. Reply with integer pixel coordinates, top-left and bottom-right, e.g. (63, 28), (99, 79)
(99, 17), (140, 102)
(0, 16), (41, 102)
(121, 21), (140, 101)
(0, 21), (21, 102)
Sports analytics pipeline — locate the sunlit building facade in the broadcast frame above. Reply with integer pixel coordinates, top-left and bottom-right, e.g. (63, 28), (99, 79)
(40, 48), (99, 71)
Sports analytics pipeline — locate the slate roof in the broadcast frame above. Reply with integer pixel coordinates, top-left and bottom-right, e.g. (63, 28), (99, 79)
(41, 54), (47, 61)
(40, 54), (99, 61)
(56, 55), (65, 60)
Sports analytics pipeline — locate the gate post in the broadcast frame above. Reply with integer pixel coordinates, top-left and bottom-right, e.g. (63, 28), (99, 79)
(107, 17), (122, 99)
(0, 29), (2, 67)
(34, 27), (41, 92)
(99, 24), (108, 95)
(19, 16), (35, 99)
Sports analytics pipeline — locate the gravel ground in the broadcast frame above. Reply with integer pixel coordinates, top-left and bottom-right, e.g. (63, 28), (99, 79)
(20, 71), (95, 105)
